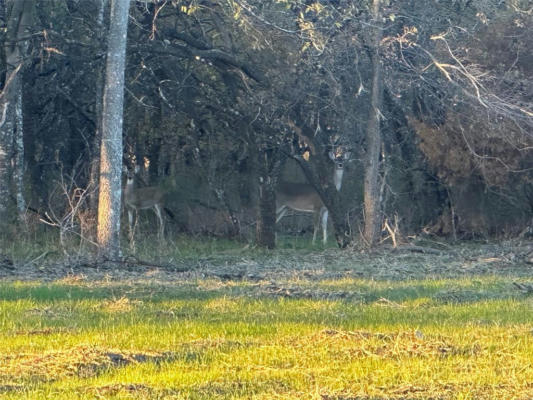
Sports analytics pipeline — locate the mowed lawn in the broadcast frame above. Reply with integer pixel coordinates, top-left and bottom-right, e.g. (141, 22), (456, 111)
(1, 246), (532, 399)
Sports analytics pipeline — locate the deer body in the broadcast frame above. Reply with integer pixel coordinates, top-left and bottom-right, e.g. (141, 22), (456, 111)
(124, 171), (165, 238)
(276, 151), (349, 244)
(276, 182), (328, 244)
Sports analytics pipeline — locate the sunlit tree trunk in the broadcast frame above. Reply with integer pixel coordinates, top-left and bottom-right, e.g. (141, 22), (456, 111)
(363, 0), (384, 247)
(89, 0), (108, 218)
(97, 0), (130, 260)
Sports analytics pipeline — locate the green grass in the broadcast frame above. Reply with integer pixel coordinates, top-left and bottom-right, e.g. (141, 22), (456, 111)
(1, 241), (533, 399)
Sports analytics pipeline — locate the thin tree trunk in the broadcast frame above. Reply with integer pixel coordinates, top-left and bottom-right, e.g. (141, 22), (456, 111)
(0, 4), (4, 212)
(14, 79), (25, 219)
(96, 0), (130, 260)
(257, 175), (276, 249)
(0, 100), (12, 226)
(363, 0), (384, 247)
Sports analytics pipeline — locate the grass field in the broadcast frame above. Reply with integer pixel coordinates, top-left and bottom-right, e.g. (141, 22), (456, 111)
(1, 238), (532, 399)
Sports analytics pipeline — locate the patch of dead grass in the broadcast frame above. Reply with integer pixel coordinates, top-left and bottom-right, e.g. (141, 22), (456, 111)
(101, 296), (142, 312)
(308, 329), (482, 360)
(12, 327), (78, 336)
(321, 381), (533, 400)
(83, 383), (156, 397)
(0, 345), (172, 384)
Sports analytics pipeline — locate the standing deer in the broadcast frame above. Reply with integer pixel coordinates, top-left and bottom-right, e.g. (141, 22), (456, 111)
(124, 166), (165, 239)
(276, 150), (350, 244)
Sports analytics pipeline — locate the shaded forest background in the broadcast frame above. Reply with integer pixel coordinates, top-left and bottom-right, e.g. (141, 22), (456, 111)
(0, 0), (531, 251)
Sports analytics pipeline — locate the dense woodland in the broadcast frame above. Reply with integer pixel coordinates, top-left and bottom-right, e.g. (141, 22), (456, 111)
(0, 0), (531, 257)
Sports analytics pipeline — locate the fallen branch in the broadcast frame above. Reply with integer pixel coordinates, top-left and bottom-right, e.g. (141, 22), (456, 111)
(391, 244), (443, 255)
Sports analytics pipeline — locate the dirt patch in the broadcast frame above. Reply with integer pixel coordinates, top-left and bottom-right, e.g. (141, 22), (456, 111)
(13, 327), (78, 336)
(101, 295), (143, 312)
(0, 384), (24, 393)
(321, 382), (533, 400)
(85, 383), (156, 397)
(257, 282), (358, 300)
(311, 329), (482, 360)
(0, 345), (175, 383)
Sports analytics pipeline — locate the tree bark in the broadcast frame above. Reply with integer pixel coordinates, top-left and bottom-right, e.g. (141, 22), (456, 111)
(363, 0), (384, 247)
(0, 0), (6, 224)
(0, 100), (12, 227)
(249, 125), (281, 249)
(257, 175), (276, 249)
(0, 0), (33, 226)
(14, 78), (25, 219)
(89, 0), (108, 218)
(97, 0), (130, 260)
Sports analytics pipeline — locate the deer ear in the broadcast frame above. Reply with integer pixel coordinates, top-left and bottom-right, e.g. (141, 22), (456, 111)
(134, 165), (141, 174)
(343, 151), (351, 160)
(328, 151), (336, 161)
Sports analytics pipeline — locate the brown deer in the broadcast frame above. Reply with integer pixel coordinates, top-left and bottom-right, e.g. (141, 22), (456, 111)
(276, 149), (350, 244)
(124, 166), (165, 239)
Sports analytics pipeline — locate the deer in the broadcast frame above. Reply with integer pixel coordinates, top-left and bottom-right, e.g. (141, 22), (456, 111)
(124, 165), (165, 239)
(276, 149), (350, 244)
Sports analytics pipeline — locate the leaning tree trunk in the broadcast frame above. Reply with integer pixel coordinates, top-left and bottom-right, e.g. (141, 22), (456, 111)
(96, 0), (130, 260)
(327, 192), (351, 248)
(363, 0), (384, 247)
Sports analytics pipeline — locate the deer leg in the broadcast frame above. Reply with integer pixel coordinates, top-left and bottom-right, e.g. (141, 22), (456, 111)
(154, 204), (164, 238)
(312, 211), (319, 245)
(128, 208), (134, 239)
(321, 208), (329, 244)
(276, 206), (288, 223)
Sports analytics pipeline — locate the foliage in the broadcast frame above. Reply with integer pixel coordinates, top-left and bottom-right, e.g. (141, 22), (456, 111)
(1, 0), (532, 246)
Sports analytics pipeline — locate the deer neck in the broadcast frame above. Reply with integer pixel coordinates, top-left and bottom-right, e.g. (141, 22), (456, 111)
(333, 167), (344, 191)
(124, 178), (135, 197)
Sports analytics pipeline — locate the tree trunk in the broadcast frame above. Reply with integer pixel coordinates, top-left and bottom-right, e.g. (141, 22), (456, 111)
(89, 0), (108, 218)
(0, 0), (33, 226)
(328, 196), (351, 248)
(0, 0), (4, 225)
(96, 0), (130, 260)
(257, 176), (276, 249)
(249, 125), (281, 249)
(14, 77), (25, 219)
(0, 99), (12, 227)
(363, 0), (384, 247)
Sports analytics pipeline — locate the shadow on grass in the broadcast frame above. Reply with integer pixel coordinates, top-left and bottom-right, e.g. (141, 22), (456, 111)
(0, 283), (219, 302)
(0, 276), (528, 306)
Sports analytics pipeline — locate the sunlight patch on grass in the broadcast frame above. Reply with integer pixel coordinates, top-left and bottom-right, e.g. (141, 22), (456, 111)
(1, 273), (532, 399)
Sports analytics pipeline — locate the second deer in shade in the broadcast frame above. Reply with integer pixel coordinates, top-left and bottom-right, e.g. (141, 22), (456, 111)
(276, 150), (350, 244)
(124, 166), (165, 239)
